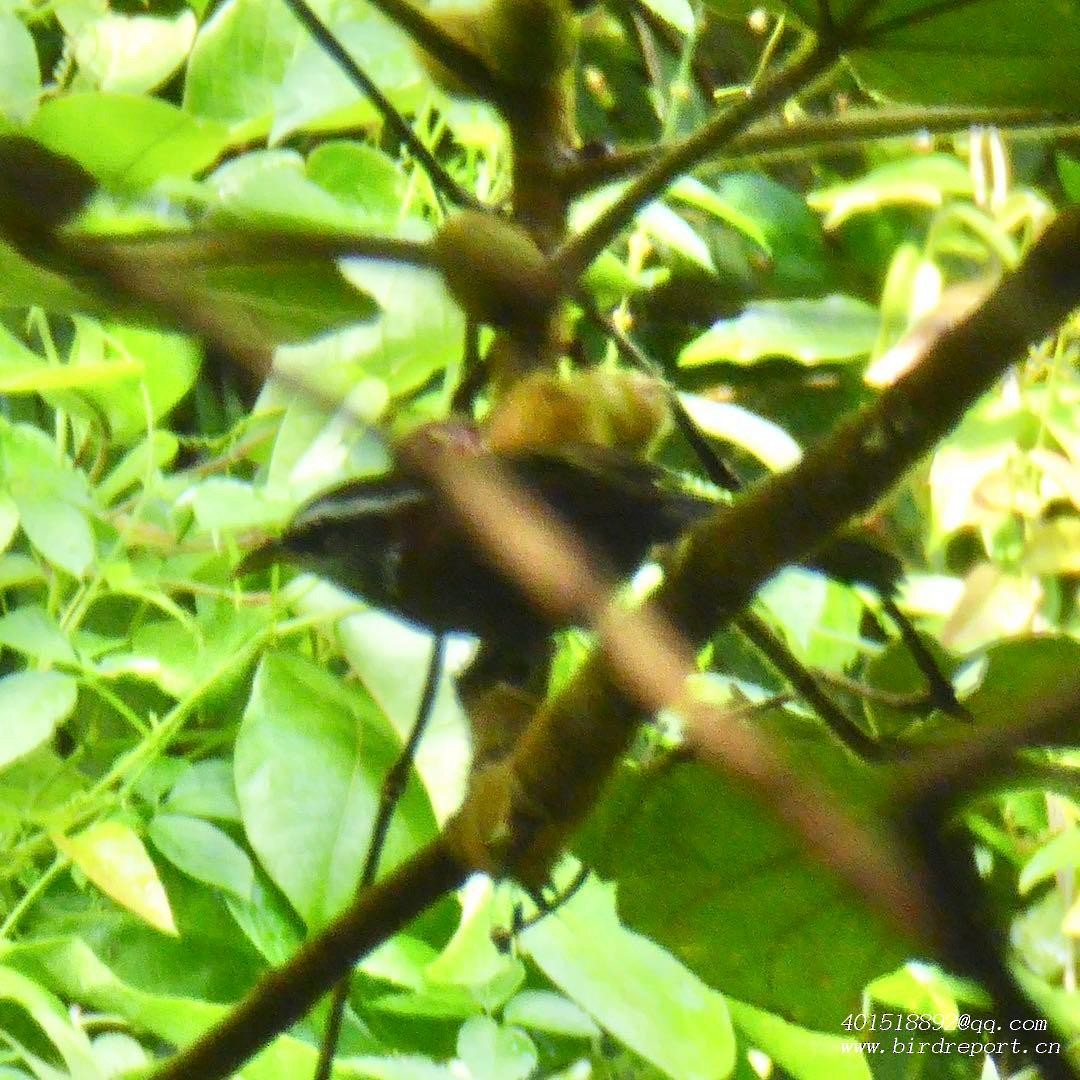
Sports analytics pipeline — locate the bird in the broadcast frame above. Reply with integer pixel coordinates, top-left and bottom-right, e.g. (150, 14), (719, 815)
(238, 442), (719, 642)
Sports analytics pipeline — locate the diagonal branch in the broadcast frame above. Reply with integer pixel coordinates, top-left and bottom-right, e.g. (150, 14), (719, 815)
(552, 35), (838, 281)
(278, 0), (484, 211)
(149, 208), (1080, 1080)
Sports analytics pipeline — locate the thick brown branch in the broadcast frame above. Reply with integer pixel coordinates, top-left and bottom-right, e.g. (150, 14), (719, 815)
(151, 839), (465, 1080)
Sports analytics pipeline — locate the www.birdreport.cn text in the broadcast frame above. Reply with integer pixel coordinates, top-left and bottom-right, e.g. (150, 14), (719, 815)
(839, 1012), (1061, 1059)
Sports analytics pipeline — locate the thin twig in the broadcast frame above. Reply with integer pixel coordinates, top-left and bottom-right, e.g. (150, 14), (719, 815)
(314, 635), (446, 1080)
(561, 106), (1080, 196)
(278, 0), (483, 211)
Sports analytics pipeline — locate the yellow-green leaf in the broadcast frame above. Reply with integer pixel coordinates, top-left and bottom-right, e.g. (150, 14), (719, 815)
(56, 820), (177, 936)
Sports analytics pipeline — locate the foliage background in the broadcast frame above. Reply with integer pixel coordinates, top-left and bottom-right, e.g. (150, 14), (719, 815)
(0, 0), (1079, 1078)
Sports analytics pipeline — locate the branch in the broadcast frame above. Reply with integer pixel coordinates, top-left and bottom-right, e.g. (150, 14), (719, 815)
(553, 36), (838, 280)
(151, 839), (465, 1080)
(149, 209), (1080, 1080)
(279, 0), (483, 210)
(362, 0), (501, 102)
(468, 205), (1080, 922)
(562, 106), (1080, 195)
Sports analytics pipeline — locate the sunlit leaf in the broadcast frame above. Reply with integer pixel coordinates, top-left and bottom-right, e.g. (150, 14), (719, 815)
(0, 671), (77, 769)
(235, 652), (437, 927)
(0, 14), (40, 124)
(29, 93), (229, 188)
(72, 11), (197, 95)
(149, 813), (255, 901)
(56, 820), (178, 936)
(524, 877), (736, 1080)
(680, 295), (879, 366)
(809, 156), (974, 229)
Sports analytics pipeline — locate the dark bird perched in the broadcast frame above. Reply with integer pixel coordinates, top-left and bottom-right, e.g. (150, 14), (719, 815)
(240, 443), (718, 642)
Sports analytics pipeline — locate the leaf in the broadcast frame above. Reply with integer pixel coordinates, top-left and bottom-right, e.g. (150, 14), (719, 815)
(0, 421), (95, 577)
(719, 1), (1080, 109)
(72, 10), (197, 95)
(574, 761), (909, 1033)
(67, 320), (203, 444)
(0, 605), (77, 666)
(56, 820), (178, 936)
(277, 259), (464, 400)
(502, 989), (601, 1040)
(6, 937), (338, 1080)
(844, 1), (1080, 109)
(234, 652), (437, 927)
(728, 999), (871, 1080)
(680, 295), (879, 367)
(808, 156), (974, 229)
(1019, 829), (1080, 896)
(759, 568), (867, 672)
(183, 0), (303, 134)
(524, 877), (736, 1080)
(0, 671), (78, 770)
(0, 14), (40, 124)
(678, 393), (802, 472)
(711, 172), (829, 294)
(455, 1016), (537, 1080)
(0, 966), (98, 1076)
(271, 15), (426, 144)
(29, 93), (229, 188)
(307, 140), (404, 217)
(164, 759), (242, 822)
(962, 636), (1080, 729)
(149, 813), (255, 901)
(334, 605), (471, 822)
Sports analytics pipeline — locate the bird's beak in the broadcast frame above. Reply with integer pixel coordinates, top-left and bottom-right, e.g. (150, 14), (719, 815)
(235, 541), (286, 578)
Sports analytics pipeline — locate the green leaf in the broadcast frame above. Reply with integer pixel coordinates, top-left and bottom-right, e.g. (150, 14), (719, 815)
(0, 421), (95, 577)
(680, 295), (879, 367)
(523, 877), (736, 1080)
(29, 93), (229, 188)
(334, 606), (471, 822)
(183, 0), (302, 133)
(808, 156), (974, 229)
(962, 637), (1080, 731)
(0, 489), (16, 552)
(502, 989), (601, 1040)
(71, 11), (197, 95)
(1020, 827), (1080, 897)
(574, 761), (909, 1033)
(0, 966), (98, 1076)
(306, 140), (404, 217)
(56, 820), (178, 936)
(270, 15), (426, 144)
(276, 259), (464, 400)
(6, 937), (335, 1080)
(0, 604), (77, 666)
(842, 1), (1080, 109)
(719, 1), (1080, 109)
(759, 569), (866, 673)
(0, 14), (40, 124)
(234, 652), (437, 927)
(149, 813), (255, 901)
(164, 759), (242, 823)
(205, 148), (383, 231)
(727, 997), (871, 1080)
(66, 319), (203, 444)
(455, 1016), (536, 1080)
(0, 671), (78, 770)
(712, 172), (829, 294)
